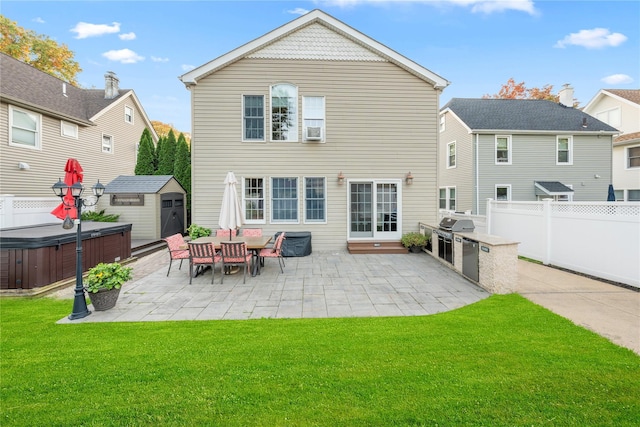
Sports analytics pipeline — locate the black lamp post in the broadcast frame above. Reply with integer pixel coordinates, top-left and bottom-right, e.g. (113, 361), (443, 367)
(51, 178), (105, 320)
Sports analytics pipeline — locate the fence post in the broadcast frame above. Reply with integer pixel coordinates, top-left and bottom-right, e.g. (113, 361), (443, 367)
(485, 198), (493, 235)
(542, 198), (552, 265)
(0, 195), (15, 229)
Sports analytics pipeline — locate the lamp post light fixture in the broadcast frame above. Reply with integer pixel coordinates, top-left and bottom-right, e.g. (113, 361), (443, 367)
(51, 178), (105, 320)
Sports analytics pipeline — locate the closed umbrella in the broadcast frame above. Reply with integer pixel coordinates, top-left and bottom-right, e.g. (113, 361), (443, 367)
(607, 184), (616, 202)
(218, 171), (244, 240)
(51, 158), (84, 220)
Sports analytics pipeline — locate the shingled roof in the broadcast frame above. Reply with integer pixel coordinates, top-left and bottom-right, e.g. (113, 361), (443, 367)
(604, 89), (640, 105)
(442, 98), (619, 133)
(104, 175), (185, 194)
(0, 53), (133, 126)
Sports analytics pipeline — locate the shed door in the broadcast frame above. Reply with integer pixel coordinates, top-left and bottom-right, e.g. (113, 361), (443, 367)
(160, 192), (185, 238)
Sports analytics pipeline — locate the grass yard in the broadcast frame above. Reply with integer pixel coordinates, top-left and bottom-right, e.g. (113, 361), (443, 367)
(1, 294), (638, 426)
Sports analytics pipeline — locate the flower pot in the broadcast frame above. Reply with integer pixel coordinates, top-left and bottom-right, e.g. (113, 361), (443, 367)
(88, 287), (121, 311)
(409, 245), (424, 253)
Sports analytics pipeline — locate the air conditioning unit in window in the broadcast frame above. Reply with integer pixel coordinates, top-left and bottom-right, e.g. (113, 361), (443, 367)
(305, 126), (323, 141)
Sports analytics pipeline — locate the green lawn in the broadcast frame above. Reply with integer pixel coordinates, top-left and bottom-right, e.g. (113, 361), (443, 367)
(1, 295), (638, 426)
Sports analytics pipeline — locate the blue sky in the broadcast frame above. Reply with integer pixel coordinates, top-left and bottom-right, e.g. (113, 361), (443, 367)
(3, 0), (638, 134)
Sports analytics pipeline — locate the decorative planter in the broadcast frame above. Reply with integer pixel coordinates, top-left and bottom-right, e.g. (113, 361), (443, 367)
(88, 287), (121, 311)
(409, 245), (424, 253)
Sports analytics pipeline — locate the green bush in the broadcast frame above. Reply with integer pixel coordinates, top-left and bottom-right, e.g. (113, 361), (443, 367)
(84, 262), (132, 293)
(187, 224), (212, 239)
(401, 231), (429, 248)
(81, 209), (120, 222)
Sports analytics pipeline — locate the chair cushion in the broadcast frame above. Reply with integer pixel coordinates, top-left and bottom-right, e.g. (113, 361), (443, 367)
(172, 249), (190, 259)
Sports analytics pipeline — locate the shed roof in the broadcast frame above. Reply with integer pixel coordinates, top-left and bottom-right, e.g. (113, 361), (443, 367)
(104, 175), (184, 194)
(535, 181), (574, 196)
(442, 98), (619, 134)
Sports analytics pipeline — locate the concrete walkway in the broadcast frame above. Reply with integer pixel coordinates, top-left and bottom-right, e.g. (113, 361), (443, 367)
(56, 249), (639, 355)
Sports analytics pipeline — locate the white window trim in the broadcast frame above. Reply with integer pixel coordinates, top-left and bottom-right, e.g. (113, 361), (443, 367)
(270, 83), (298, 142)
(61, 121), (78, 139)
(303, 176), (327, 224)
(495, 184), (512, 201)
(270, 177), (300, 224)
(242, 176), (267, 224)
(495, 135), (512, 165)
(626, 145), (640, 169)
(439, 114), (445, 132)
(9, 105), (41, 150)
(242, 95), (266, 142)
(102, 134), (114, 154)
(556, 135), (573, 165)
(302, 96), (325, 143)
(595, 107), (621, 128)
(447, 141), (456, 169)
(124, 105), (134, 124)
(439, 186), (456, 211)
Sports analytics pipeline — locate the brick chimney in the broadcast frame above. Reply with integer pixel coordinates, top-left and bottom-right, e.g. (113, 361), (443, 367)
(558, 84), (574, 107)
(104, 71), (119, 99)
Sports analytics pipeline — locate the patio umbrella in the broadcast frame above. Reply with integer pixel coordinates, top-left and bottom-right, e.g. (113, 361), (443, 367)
(607, 184), (616, 202)
(218, 171), (244, 240)
(51, 158), (84, 220)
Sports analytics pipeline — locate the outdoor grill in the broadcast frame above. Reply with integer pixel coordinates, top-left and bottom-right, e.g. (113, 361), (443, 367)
(433, 217), (475, 263)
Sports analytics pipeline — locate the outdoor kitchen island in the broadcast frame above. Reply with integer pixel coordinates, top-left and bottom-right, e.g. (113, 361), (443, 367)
(419, 220), (519, 294)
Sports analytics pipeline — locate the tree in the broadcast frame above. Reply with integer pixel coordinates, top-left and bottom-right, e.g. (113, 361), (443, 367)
(484, 78), (558, 102)
(156, 129), (177, 175)
(134, 128), (156, 175)
(173, 133), (192, 219)
(0, 15), (81, 85)
(151, 120), (190, 145)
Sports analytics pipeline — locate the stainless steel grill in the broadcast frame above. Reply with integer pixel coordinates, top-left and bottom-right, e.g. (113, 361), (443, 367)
(433, 218), (475, 264)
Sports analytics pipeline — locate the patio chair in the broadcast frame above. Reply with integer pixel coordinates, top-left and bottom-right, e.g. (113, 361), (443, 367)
(216, 229), (237, 238)
(259, 232), (285, 273)
(163, 233), (190, 276)
(241, 228), (263, 237)
(220, 241), (253, 284)
(187, 241), (221, 284)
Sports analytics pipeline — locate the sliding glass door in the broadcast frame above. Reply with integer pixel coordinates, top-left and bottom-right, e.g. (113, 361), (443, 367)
(349, 180), (400, 239)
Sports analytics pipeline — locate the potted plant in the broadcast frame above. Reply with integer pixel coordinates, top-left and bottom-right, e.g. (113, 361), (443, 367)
(85, 262), (133, 311)
(401, 231), (429, 253)
(187, 224), (212, 240)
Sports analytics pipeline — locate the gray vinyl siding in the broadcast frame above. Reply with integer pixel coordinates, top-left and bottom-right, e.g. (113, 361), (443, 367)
(476, 133), (613, 214)
(0, 96), (148, 198)
(190, 58), (440, 251)
(438, 112), (474, 213)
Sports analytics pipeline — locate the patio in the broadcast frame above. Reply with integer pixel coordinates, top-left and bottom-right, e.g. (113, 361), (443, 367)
(59, 250), (489, 323)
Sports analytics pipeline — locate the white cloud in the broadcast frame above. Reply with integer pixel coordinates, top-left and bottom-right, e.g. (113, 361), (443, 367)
(601, 74), (634, 85)
(554, 28), (627, 49)
(181, 64), (195, 71)
(119, 32), (136, 41)
(71, 22), (120, 39)
(32, 17), (45, 24)
(102, 49), (144, 64)
(287, 8), (310, 15)
(151, 56), (170, 63)
(318, 0), (537, 15)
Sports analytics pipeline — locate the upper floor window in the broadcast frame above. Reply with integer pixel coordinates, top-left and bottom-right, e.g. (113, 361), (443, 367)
(9, 106), (41, 149)
(495, 185), (511, 201)
(302, 96), (325, 142)
(628, 146), (640, 168)
(304, 177), (326, 223)
(124, 105), (134, 124)
(271, 177), (298, 222)
(439, 114), (445, 132)
(447, 141), (456, 168)
(271, 84), (297, 142)
(61, 121), (78, 139)
(557, 136), (573, 165)
(595, 107), (621, 128)
(495, 136), (511, 164)
(439, 187), (456, 211)
(243, 177), (265, 223)
(243, 95), (265, 141)
(102, 134), (113, 153)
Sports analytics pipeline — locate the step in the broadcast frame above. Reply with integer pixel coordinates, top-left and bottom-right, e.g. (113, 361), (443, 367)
(131, 240), (166, 258)
(347, 241), (408, 255)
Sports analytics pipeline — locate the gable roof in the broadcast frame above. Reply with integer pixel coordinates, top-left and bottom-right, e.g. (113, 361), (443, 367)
(441, 98), (619, 134)
(0, 53), (158, 140)
(583, 88), (640, 112)
(179, 9), (449, 89)
(104, 175), (185, 194)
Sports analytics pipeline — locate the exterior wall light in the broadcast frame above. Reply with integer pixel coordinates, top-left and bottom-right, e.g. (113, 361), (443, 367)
(406, 171), (414, 185)
(338, 171), (345, 185)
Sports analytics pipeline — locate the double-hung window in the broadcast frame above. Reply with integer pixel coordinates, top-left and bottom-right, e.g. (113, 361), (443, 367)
(628, 146), (640, 168)
(243, 177), (265, 223)
(557, 136), (573, 165)
(302, 96), (325, 142)
(495, 136), (511, 164)
(243, 95), (265, 141)
(9, 106), (41, 149)
(439, 114), (445, 132)
(447, 141), (456, 168)
(271, 84), (297, 141)
(271, 177), (298, 222)
(439, 187), (456, 211)
(102, 134), (113, 153)
(495, 185), (511, 201)
(304, 177), (326, 223)
(124, 105), (134, 124)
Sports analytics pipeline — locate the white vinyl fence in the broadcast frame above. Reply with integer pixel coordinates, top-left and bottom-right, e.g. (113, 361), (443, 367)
(0, 195), (63, 229)
(485, 199), (639, 288)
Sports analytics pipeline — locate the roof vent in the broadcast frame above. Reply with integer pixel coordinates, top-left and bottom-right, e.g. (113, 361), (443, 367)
(104, 71), (120, 99)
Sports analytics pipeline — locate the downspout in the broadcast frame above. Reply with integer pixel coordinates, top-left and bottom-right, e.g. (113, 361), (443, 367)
(475, 133), (479, 215)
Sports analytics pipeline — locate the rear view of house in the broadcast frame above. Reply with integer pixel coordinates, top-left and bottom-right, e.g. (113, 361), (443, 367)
(180, 10), (449, 252)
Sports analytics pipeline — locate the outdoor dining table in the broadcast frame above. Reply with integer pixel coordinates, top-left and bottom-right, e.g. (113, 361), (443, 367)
(193, 235), (272, 277)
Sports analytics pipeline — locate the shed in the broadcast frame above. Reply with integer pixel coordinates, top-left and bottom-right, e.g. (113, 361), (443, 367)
(98, 175), (186, 240)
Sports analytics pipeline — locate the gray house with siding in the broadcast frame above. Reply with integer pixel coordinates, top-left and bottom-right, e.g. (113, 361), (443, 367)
(179, 9), (449, 252)
(438, 89), (618, 215)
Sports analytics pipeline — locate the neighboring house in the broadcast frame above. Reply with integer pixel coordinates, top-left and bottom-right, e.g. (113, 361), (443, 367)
(179, 9), (449, 252)
(582, 89), (640, 202)
(438, 86), (618, 215)
(0, 52), (158, 199)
